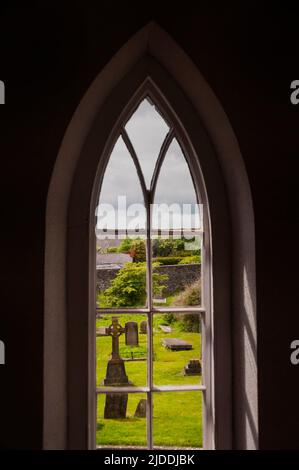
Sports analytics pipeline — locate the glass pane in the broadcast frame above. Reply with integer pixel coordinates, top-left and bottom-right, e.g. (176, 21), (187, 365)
(96, 235), (147, 308)
(96, 314), (148, 388)
(153, 138), (201, 232)
(153, 314), (202, 386)
(151, 235), (202, 308)
(96, 136), (146, 233)
(153, 392), (203, 449)
(97, 393), (147, 448)
(125, 98), (169, 188)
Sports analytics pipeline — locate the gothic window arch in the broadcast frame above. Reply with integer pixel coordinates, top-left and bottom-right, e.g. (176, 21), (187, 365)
(44, 23), (257, 450)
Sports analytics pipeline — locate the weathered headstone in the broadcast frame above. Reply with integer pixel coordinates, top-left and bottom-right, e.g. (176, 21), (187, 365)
(162, 338), (193, 351)
(125, 321), (139, 346)
(104, 393), (128, 419)
(183, 359), (202, 375)
(153, 298), (167, 304)
(134, 399), (147, 418)
(96, 326), (109, 336)
(104, 360), (129, 385)
(159, 325), (172, 333)
(140, 320), (147, 334)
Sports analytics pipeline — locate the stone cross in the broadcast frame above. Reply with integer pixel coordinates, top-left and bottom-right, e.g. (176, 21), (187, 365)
(103, 316), (130, 420)
(105, 317), (125, 360)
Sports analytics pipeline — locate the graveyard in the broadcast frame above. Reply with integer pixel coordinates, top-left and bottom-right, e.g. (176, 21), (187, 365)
(96, 313), (202, 448)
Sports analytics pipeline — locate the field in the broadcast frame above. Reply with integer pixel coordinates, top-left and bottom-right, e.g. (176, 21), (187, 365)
(96, 314), (203, 448)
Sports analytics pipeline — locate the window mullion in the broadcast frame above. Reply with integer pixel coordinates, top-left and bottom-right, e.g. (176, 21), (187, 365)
(146, 190), (154, 449)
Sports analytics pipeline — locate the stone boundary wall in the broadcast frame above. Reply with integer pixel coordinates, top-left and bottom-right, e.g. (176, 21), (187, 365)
(96, 267), (120, 291)
(96, 263), (201, 294)
(155, 263), (201, 294)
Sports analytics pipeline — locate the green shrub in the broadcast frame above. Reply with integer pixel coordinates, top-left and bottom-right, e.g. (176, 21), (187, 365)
(119, 345), (147, 358)
(178, 313), (201, 332)
(129, 239), (146, 262)
(107, 246), (118, 253)
(178, 255), (201, 264)
(117, 238), (134, 253)
(153, 256), (183, 265)
(152, 238), (185, 257)
(163, 313), (176, 325)
(172, 280), (201, 332)
(173, 280), (201, 306)
(174, 250), (200, 257)
(103, 262), (168, 307)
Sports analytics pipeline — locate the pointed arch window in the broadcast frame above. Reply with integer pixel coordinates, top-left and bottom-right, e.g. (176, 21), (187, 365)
(95, 96), (210, 450)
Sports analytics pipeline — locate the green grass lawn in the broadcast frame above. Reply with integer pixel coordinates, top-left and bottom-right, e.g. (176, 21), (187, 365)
(96, 314), (202, 448)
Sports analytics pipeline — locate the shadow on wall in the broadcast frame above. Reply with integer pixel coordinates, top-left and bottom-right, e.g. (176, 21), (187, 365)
(233, 265), (258, 448)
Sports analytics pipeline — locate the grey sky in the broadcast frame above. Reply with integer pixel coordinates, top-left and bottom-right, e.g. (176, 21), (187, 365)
(154, 138), (197, 206)
(97, 98), (200, 230)
(125, 98), (169, 188)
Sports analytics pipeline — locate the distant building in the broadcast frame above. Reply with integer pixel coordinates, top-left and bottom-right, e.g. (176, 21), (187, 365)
(96, 237), (121, 251)
(96, 252), (132, 269)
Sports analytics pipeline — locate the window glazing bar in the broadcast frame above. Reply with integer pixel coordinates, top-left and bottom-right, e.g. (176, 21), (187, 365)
(96, 308), (150, 314)
(121, 128), (148, 202)
(96, 307), (205, 314)
(150, 129), (174, 197)
(96, 386), (150, 394)
(96, 385), (206, 394)
(152, 384), (206, 392)
(152, 307), (205, 314)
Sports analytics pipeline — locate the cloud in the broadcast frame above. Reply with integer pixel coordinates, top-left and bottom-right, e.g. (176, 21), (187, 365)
(97, 98), (200, 229)
(125, 98), (169, 188)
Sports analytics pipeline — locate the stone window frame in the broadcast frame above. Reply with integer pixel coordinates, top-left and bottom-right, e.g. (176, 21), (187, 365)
(44, 23), (258, 450)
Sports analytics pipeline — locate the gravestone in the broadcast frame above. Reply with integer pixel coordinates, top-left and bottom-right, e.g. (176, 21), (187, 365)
(104, 393), (128, 419)
(96, 326), (108, 336)
(140, 320), (147, 334)
(183, 359), (202, 375)
(104, 359), (129, 385)
(125, 321), (139, 346)
(159, 325), (172, 333)
(153, 298), (167, 304)
(162, 338), (193, 351)
(134, 398), (147, 418)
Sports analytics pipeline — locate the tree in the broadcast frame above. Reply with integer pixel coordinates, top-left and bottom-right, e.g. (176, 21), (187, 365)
(117, 238), (134, 253)
(129, 239), (146, 262)
(152, 237), (185, 257)
(117, 237), (146, 262)
(103, 262), (168, 307)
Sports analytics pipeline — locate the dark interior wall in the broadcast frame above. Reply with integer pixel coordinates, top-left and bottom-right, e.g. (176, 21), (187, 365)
(0, 4), (298, 449)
